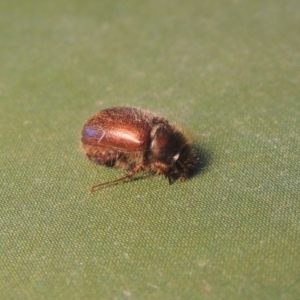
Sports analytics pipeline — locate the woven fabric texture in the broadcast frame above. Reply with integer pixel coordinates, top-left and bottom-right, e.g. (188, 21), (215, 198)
(1, 0), (299, 299)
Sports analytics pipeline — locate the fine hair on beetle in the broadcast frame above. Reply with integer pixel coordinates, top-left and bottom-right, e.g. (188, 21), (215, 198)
(81, 106), (196, 191)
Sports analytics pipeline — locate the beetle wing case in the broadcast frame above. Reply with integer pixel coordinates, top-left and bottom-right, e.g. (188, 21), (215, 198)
(81, 107), (166, 166)
(82, 107), (151, 152)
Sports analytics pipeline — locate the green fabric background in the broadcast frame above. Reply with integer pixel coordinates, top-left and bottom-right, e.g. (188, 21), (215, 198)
(1, 0), (299, 299)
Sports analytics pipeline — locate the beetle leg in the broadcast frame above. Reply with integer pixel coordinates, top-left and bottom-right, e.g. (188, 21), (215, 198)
(90, 163), (143, 192)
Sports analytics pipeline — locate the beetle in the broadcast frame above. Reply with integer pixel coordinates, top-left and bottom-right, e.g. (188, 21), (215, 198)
(81, 107), (196, 191)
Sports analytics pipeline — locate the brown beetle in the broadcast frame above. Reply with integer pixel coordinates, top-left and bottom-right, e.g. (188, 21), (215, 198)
(81, 107), (196, 191)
